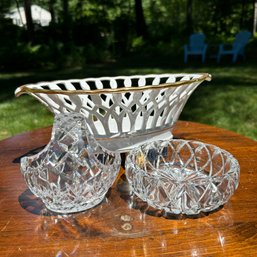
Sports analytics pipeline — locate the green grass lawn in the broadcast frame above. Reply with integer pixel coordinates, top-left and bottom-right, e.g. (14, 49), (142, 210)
(0, 62), (256, 141)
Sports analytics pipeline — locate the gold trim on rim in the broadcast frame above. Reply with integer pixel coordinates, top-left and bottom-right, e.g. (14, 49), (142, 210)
(15, 73), (211, 97)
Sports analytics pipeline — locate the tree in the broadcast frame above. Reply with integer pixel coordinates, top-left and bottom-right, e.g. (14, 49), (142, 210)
(24, 0), (34, 41)
(186, 0), (193, 35)
(62, 0), (72, 40)
(253, 0), (257, 34)
(48, 0), (56, 24)
(240, 0), (247, 28)
(134, 0), (147, 37)
(0, 0), (12, 19)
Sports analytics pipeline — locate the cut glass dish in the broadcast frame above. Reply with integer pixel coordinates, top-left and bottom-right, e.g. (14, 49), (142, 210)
(125, 139), (240, 215)
(20, 113), (121, 213)
(15, 73), (211, 152)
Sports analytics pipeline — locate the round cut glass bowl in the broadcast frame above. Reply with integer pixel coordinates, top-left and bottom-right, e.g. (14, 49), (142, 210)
(125, 139), (240, 215)
(15, 73), (211, 152)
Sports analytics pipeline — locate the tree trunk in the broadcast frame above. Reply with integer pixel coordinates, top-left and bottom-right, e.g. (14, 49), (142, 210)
(240, 0), (246, 29)
(15, 0), (25, 27)
(186, 0), (193, 35)
(62, 0), (68, 21)
(62, 0), (71, 40)
(253, 0), (257, 34)
(134, 0), (147, 37)
(48, 0), (56, 24)
(24, 0), (34, 41)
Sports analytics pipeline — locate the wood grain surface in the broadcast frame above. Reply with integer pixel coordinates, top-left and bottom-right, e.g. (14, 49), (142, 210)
(0, 121), (257, 257)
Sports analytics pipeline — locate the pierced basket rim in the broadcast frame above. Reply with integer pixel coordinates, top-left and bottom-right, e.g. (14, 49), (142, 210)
(15, 73), (211, 97)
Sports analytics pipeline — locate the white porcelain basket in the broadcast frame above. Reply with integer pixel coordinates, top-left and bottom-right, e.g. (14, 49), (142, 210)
(15, 73), (211, 152)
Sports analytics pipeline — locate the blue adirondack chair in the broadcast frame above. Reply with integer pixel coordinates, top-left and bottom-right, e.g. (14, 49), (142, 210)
(184, 33), (208, 63)
(217, 31), (251, 63)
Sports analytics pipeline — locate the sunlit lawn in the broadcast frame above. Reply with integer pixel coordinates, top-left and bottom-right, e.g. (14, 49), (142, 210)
(0, 61), (257, 141)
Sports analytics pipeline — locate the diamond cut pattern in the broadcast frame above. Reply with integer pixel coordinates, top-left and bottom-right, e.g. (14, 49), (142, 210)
(20, 113), (121, 213)
(126, 140), (240, 215)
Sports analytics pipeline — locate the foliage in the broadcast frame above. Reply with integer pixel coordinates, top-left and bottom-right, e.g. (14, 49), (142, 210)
(194, 0), (254, 41)
(0, 0), (12, 18)
(0, 0), (256, 70)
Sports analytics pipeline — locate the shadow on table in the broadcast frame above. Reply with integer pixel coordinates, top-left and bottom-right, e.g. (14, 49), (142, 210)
(18, 176), (222, 220)
(17, 151), (223, 220)
(17, 177), (229, 240)
(117, 174), (223, 220)
(18, 188), (110, 217)
(18, 189), (61, 216)
(18, 187), (151, 239)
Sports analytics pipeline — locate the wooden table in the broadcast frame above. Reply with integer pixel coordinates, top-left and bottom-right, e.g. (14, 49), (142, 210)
(1, 121), (257, 256)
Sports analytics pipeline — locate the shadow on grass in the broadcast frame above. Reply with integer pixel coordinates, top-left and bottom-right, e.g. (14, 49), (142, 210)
(1, 60), (257, 102)
(0, 57), (256, 140)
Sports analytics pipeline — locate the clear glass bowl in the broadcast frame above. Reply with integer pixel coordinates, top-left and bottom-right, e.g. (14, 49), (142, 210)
(125, 139), (240, 215)
(20, 113), (121, 213)
(15, 73), (211, 152)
